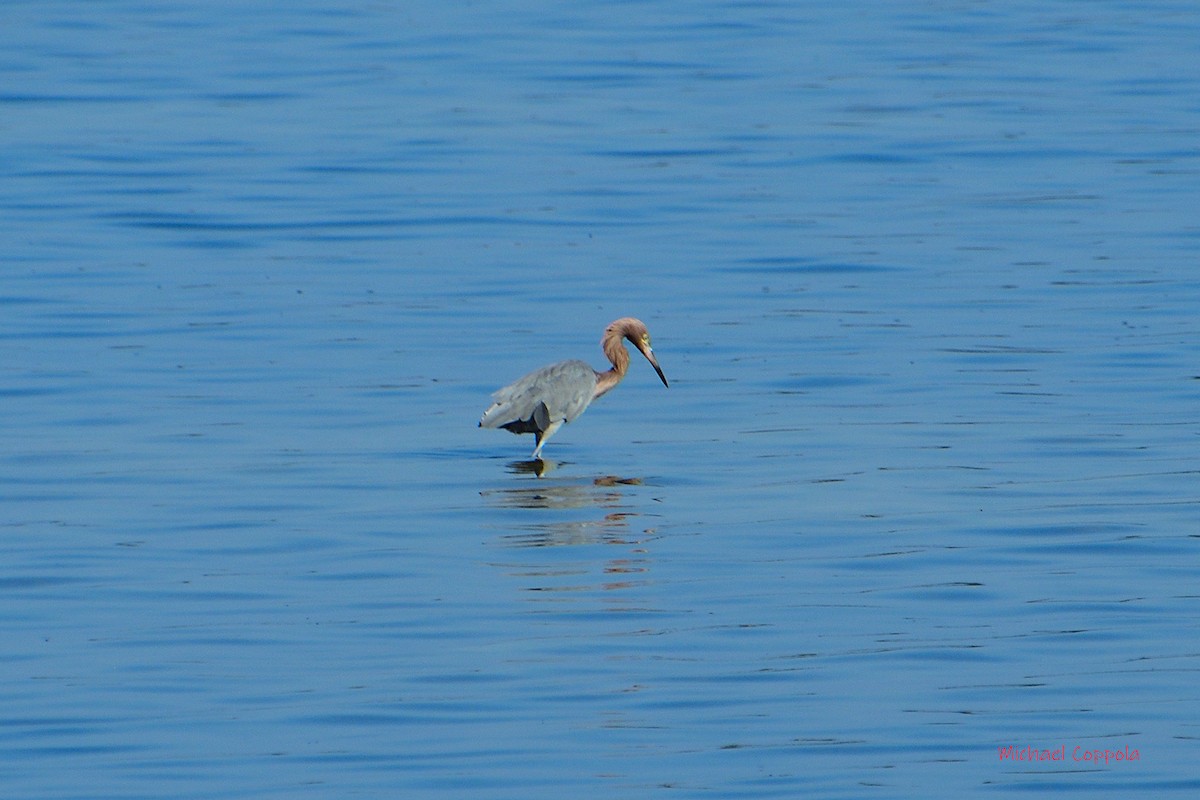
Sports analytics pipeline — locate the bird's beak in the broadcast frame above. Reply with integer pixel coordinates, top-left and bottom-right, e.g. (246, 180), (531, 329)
(641, 347), (669, 388)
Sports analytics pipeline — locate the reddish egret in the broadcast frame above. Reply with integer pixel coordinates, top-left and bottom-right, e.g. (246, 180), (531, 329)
(479, 317), (669, 459)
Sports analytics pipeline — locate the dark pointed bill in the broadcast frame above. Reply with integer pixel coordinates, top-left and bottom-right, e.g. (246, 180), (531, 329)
(643, 348), (669, 388)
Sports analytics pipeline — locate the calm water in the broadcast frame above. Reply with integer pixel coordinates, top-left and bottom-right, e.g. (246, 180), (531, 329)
(3, 1), (1199, 797)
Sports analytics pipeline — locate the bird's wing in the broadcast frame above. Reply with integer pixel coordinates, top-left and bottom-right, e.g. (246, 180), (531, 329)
(479, 360), (596, 429)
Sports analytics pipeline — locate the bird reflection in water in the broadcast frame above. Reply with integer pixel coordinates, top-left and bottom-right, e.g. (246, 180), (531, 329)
(506, 458), (559, 478)
(484, 462), (644, 510)
(498, 510), (657, 592)
(481, 469), (660, 594)
(500, 514), (641, 549)
(480, 470), (655, 550)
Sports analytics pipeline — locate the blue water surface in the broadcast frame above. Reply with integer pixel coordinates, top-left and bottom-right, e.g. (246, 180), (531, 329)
(2, 1), (1198, 798)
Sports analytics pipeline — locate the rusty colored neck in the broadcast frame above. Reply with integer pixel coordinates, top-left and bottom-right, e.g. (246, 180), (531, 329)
(593, 319), (640, 399)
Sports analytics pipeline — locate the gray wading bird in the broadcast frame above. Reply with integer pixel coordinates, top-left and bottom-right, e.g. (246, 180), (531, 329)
(479, 317), (669, 459)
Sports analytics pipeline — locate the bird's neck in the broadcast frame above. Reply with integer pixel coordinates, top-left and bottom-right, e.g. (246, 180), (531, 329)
(594, 335), (631, 398)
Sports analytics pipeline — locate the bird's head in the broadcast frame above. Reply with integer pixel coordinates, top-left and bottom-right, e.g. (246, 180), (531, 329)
(609, 317), (669, 388)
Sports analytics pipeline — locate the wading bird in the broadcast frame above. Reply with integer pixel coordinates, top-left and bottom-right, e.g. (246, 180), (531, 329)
(479, 317), (669, 459)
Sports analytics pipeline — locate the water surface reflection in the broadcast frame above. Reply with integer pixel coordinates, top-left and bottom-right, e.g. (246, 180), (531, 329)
(481, 467), (660, 596)
(481, 467), (647, 514)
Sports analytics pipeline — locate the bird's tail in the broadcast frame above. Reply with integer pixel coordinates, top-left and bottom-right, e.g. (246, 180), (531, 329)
(478, 402), (508, 429)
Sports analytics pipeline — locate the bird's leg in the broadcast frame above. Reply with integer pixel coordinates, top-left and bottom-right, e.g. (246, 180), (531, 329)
(530, 419), (564, 460)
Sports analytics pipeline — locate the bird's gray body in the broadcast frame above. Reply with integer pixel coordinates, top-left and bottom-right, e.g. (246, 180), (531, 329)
(478, 317), (667, 460)
(478, 359), (599, 457)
